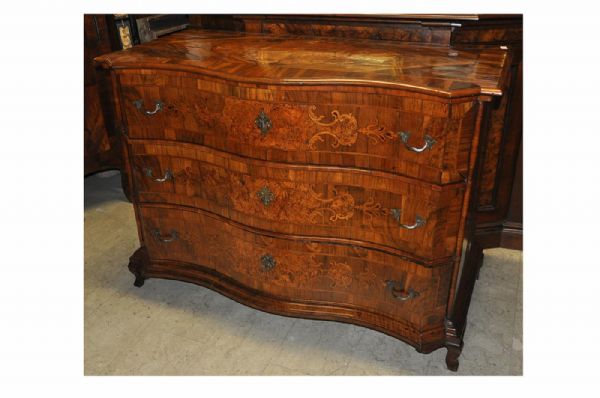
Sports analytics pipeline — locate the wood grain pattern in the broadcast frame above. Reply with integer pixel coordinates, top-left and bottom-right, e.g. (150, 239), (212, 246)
(119, 69), (479, 184)
(190, 15), (523, 249)
(191, 14), (523, 47)
(95, 28), (510, 98)
(93, 25), (512, 371)
(451, 24), (522, 45)
(130, 247), (446, 353)
(246, 19), (453, 45)
(130, 141), (465, 261)
(137, 204), (453, 338)
(476, 59), (520, 209)
(474, 58), (522, 248)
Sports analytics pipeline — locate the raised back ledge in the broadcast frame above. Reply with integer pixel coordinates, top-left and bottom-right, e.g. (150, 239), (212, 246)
(236, 14), (523, 31)
(238, 14), (523, 23)
(94, 28), (510, 99)
(139, 202), (455, 269)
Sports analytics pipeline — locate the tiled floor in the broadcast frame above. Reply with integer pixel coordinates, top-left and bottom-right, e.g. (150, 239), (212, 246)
(84, 172), (523, 375)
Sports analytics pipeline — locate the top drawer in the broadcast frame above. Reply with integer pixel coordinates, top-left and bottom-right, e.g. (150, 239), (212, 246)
(118, 69), (479, 185)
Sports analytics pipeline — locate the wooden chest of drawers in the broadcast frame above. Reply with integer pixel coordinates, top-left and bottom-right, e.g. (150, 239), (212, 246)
(95, 28), (510, 371)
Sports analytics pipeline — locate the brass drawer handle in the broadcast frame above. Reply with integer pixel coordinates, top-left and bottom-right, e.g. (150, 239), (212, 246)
(260, 254), (276, 271)
(399, 132), (436, 153)
(151, 229), (179, 243)
(257, 186), (275, 207)
(133, 99), (163, 116)
(386, 280), (419, 301)
(255, 110), (272, 135)
(144, 168), (173, 182)
(390, 208), (426, 230)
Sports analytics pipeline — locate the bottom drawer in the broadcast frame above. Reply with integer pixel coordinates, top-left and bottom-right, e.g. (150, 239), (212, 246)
(138, 204), (452, 332)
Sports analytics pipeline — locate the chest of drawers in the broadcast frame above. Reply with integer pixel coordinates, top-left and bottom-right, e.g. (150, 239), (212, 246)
(95, 28), (510, 371)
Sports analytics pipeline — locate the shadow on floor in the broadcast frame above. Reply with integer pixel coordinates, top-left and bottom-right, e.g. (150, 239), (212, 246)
(84, 171), (128, 210)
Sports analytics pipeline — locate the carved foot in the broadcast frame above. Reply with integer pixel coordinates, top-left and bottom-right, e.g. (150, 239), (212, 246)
(445, 344), (462, 371)
(128, 247), (150, 288)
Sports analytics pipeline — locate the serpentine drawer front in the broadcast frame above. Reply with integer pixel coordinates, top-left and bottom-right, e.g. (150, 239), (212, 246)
(130, 141), (465, 261)
(139, 204), (452, 347)
(95, 28), (511, 371)
(120, 69), (479, 185)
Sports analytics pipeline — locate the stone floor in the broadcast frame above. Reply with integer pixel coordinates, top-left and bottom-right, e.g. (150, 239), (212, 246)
(84, 172), (523, 376)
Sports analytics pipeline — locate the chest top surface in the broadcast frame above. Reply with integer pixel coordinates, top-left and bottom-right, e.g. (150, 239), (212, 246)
(95, 28), (510, 98)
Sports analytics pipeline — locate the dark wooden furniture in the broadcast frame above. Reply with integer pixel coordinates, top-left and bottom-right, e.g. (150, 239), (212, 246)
(136, 14), (189, 43)
(189, 14), (523, 250)
(84, 15), (121, 175)
(95, 27), (511, 371)
(85, 14), (184, 176)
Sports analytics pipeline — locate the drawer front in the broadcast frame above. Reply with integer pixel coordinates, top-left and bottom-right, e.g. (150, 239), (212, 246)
(139, 204), (452, 330)
(119, 69), (479, 184)
(130, 141), (465, 260)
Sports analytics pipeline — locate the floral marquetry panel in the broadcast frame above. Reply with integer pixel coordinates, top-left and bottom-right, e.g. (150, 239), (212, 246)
(119, 69), (478, 185)
(130, 141), (465, 261)
(139, 204), (453, 331)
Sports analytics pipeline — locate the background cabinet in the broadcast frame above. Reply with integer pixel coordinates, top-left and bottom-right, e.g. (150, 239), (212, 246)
(84, 15), (121, 175)
(84, 14), (189, 176)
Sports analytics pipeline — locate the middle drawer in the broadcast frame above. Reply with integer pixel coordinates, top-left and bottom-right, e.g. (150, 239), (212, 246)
(129, 140), (465, 261)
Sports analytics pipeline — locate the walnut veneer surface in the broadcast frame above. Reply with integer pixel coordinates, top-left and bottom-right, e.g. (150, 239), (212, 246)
(95, 27), (510, 371)
(96, 29), (509, 97)
(191, 14), (524, 250)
